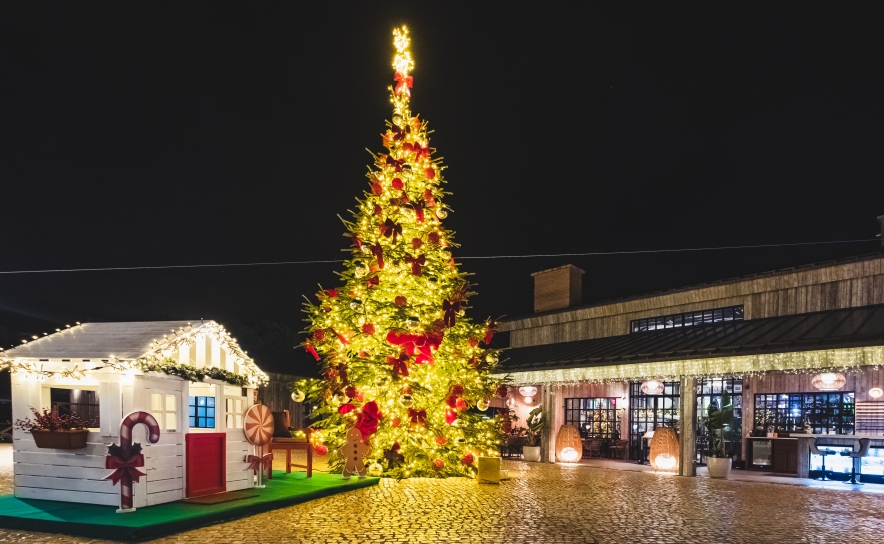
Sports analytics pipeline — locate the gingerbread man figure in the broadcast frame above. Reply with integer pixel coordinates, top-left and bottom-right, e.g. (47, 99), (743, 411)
(337, 427), (370, 479)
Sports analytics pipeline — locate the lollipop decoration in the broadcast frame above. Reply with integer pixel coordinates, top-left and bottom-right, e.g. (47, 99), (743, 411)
(104, 411), (161, 513)
(243, 404), (275, 487)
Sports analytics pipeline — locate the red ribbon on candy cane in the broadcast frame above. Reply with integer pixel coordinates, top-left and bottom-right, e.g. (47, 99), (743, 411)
(245, 452), (274, 472)
(104, 450), (146, 485)
(104, 411), (161, 512)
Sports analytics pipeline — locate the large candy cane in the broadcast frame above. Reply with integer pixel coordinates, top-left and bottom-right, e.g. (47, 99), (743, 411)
(113, 411), (160, 512)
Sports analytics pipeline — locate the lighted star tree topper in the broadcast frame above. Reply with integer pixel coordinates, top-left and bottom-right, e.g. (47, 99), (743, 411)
(299, 27), (507, 478)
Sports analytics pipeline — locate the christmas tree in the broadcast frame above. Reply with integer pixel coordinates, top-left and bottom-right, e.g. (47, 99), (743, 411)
(299, 27), (505, 478)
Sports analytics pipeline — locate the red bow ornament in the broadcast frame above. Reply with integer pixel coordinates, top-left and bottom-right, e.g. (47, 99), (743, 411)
(386, 353), (410, 377)
(404, 253), (426, 276)
(386, 330), (443, 365)
(380, 218), (403, 243)
(104, 444), (147, 485)
(370, 243), (385, 269)
(442, 300), (461, 328)
(392, 123), (410, 141)
(408, 200), (426, 223)
(355, 401), (383, 440)
(385, 155), (405, 172)
(403, 141), (429, 160)
(484, 319), (497, 345)
(245, 452), (274, 472)
(304, 342), (320, 361)
(394, 72), (413, 96)
(367, 275), (380, 288)
(408, 407), (427, 426)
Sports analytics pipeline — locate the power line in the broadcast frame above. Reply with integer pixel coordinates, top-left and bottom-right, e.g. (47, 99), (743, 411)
(0, 238), (877, 275)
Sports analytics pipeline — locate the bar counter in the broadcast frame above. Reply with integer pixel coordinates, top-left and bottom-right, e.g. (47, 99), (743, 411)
(747, 435), (884, 479)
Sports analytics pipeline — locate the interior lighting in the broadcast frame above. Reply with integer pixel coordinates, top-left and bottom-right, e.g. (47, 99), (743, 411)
(523, 396), (533, 404)
(556, 424), (583, 462)
(641, 378), (665, 395)
(869, 387), (883, 399)
(518, 386), (538, 397)
(654, 453), (677, 470)
(559, 447), (580, 463)
(812, 372), (846, 391)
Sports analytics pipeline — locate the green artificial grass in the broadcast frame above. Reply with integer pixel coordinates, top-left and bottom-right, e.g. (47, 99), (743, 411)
(0, 471), (378, 540)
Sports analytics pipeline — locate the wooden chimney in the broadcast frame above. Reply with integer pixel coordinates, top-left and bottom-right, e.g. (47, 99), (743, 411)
(531, 265), (585, 313)
(879, 215), (883, 248)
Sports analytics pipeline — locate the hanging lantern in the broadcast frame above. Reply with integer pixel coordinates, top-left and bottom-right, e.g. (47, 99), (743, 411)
(870, 387), (883, 399)
(812, 372), (846, 391)
(649, 427), (679, 472)
(518, 386), (538, 398)
(641, 378), (665, 395)
(555, 424), (583, 463)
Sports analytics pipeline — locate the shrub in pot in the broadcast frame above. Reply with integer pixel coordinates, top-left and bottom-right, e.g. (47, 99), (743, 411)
(705, 390), (733, 479)
(15, 407), (96, 450)
(522, 406), (544, 462)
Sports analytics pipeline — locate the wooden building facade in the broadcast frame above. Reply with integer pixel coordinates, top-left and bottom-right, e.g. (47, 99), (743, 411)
(500, 245), (884, 477)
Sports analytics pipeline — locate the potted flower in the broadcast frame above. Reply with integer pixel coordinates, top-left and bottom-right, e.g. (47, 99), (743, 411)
(705, 390), (733, 478)
(522, 406), (544, 462)
(15, 407), (96, 450)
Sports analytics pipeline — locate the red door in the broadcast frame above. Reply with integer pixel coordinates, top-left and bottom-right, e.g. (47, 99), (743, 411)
(186, 433), (227, 497)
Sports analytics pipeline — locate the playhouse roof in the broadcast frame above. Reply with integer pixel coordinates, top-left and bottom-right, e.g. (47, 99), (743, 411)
(2, 321), (199, 360)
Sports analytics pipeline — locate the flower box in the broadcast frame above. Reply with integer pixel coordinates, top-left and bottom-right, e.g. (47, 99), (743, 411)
(30, 429), (90, 450)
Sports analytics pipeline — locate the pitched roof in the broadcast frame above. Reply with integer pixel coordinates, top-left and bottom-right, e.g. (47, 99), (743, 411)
(503, 249), (884, 326)
(1, 321), (198, 360)
(502, 304), (884, 372)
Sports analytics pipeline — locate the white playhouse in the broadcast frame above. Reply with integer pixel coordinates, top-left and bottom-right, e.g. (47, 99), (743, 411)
(0, 321), (268, 508)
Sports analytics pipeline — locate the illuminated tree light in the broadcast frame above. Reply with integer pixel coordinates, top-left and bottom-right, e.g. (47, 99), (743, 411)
(299, 28), (503, 478)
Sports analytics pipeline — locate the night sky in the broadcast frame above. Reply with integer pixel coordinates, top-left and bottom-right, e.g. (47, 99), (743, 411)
(1, 4), (882, 368)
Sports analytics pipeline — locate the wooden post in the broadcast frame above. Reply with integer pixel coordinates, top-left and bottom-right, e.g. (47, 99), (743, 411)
(679, 376), (697, 477)
(541, 385), (556, 463)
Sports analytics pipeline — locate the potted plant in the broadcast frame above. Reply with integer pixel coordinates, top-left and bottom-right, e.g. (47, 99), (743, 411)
(15, 407), (96, 450)
(522, 406), (544, 462)
(705, 390), (734, 478)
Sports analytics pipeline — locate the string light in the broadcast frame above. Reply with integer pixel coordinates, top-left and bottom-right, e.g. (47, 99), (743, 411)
(500, 346), (884, 386)
(0, 322), (268, 385)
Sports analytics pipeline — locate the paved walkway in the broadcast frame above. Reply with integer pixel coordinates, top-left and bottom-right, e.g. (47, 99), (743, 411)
(1, 445), (884, 543)
(578, 457), (884, 494)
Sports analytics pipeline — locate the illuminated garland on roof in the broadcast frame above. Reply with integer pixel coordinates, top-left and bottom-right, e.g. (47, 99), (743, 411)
(0, 321), (268, 385)
(498, 346), (884, 386)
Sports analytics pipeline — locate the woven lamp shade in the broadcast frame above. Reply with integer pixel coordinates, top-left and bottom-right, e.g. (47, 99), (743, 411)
(649, 426), (679, 472)
(555, 424), (583, 462)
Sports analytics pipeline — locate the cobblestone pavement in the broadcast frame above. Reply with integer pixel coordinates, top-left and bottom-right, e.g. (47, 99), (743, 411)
(1, 447), (884, 543)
